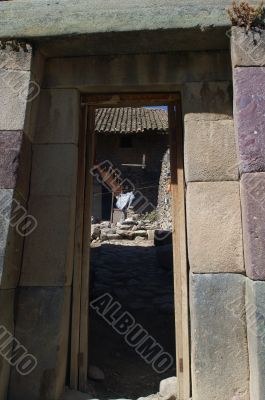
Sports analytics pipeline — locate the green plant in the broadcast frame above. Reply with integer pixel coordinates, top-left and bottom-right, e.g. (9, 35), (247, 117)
(227, 0), (265, 30)
(142, 210), (158, 222)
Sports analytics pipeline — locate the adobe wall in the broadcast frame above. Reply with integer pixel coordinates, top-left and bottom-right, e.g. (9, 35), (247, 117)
(95, 133), (169, 211)
(0, 35), (263, 400)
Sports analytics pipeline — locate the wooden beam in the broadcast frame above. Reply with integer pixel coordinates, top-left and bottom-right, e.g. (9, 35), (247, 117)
(169, 102), (190, 400)
(70, 104), (87, 389)
(176, 100), (190, 400)
(78, 106), (96, 391)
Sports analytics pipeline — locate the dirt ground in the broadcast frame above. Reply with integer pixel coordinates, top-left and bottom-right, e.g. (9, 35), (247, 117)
(86, 239), (176, 400)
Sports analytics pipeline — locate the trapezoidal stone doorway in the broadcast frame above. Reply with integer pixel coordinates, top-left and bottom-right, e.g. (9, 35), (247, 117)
(0, 47), (252, 400)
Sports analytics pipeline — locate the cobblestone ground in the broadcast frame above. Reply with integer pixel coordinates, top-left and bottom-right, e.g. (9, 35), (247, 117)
(88, 239), (176, 400)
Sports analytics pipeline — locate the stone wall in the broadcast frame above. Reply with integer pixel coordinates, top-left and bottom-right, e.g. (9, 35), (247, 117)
(231, 26), (265, 400)
(0, 46), (42, 399)
(0, 45), (257, 400)
(0, 0), (232, 43)
(0, 47), (79, 400)
(95, 134), (172, 229)
(43, 51), (231, 90)
(184, 78), (250, 399)
(157, 149), (172, 230)
(7, 86), (79, 400)
(35, 49), (236, 400)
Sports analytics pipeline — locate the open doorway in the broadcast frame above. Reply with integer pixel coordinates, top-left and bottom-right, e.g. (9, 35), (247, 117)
(89, 106), (174, 399)
(69, 94), (190, 400)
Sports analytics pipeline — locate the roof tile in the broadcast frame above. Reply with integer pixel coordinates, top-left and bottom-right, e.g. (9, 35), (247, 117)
(95, 107), (168, 134)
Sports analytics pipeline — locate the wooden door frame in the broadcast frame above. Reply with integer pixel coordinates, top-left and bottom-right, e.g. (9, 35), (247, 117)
(70, 104), (96, 391)
(168, 102), (190, 399)
(70, 93), (190, 399)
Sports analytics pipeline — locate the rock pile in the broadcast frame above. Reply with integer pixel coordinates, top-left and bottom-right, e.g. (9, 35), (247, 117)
(91, 216), (159, 243)
(63, 377), (178, 400)
(138, 377), (178, 400)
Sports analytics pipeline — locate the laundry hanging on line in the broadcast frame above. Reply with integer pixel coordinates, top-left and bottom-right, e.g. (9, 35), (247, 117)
(116, 192), (135, 211)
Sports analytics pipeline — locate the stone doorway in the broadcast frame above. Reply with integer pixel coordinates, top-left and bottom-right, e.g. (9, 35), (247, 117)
(1, 44), (251, 400)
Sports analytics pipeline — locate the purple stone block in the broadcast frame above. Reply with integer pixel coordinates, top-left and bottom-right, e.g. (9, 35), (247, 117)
(234, 67), (265, 173)
(0, 131), (31, 197)
(241, 173), (265, 280)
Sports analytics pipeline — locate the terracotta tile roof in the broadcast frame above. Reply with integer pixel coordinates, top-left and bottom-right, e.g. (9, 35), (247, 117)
(95, 107), (168, 134)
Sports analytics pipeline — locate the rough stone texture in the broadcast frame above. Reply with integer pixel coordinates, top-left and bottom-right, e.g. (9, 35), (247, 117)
(184, 119), (238, 181)
(30, 144), (78, 196)
(183, 81), (233, 121)
(159, 377), (177, 398)
(231, 27), (265, 67)
(8, 286), (71, 400)
(186, 182), (244, 273)
(241, 173), (265, 280)
(0, 131), (31, 199)
(0, 189), (26, 289)
(40, 28), (230, 58)
(34, 89), (79, 144)
(92, 215), (159, 243)
(89, 240), (175, 398)
(91, 241), (174, 314)
(0, 73), (30, 131)
(0, 131), (23, 189)
(44, 52), (231, 89)
(246, 279), (265, 400)
(234, 67), (265, 173)
(157, 149), (172, 230)
(0, 46), (42, 141)
(0, 47), (32, 71)
(29, 49), (45, 85)
(0, 1), (232, 42)
(0, 289), (15, 400)
(190, 273), (249, 400)
(23, 51), (45, 142)
(88, 365), (105, 381)
(20, 196), (76, 286)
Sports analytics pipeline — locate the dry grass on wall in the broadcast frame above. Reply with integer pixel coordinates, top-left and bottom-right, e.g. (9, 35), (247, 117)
(227, 0), (265, 30)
